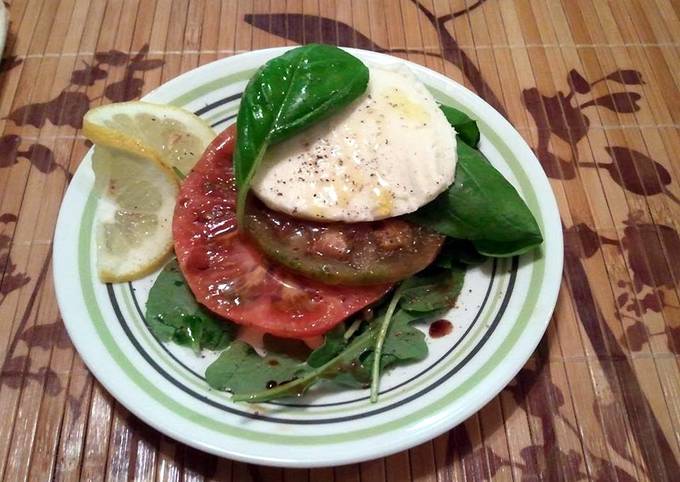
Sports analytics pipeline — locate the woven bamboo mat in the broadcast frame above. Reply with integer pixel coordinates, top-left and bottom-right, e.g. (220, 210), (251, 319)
(1, 0), (679, 480)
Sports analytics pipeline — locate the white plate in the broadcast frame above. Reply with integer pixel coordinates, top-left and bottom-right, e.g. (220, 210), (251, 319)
(54, 48), (562, 468)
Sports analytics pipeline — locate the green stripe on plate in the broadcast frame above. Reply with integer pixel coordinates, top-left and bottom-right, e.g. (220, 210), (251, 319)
(168, 70), (256, 107)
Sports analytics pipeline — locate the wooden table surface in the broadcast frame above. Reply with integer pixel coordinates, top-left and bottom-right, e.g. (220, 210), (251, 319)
(1, 0), (679, 480)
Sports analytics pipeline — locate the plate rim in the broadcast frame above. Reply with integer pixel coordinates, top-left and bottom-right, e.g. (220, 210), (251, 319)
(54, 46), (563, 467)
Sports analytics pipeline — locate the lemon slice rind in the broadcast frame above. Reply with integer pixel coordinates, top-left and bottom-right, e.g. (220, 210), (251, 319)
(83, 101), (215, 175)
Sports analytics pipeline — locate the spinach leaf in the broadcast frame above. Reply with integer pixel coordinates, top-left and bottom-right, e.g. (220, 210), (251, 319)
(146, 260), (235, 352)
(234, 44), (369, 223)
(439, 104), (480, 147)
(205, 341), (306, 394)
(407, 140), (542, 257)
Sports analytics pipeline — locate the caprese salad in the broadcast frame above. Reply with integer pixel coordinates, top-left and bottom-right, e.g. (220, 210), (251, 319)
(86, 44), (542, 404)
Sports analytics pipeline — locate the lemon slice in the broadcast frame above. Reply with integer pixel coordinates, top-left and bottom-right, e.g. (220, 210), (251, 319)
(85, 101), (215, 281)
(92, 146), (178, 282)
(83, 101), (215, 176)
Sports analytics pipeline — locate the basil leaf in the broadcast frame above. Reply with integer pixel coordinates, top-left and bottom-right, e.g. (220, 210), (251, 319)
(408, 140), (542, 257)
(435, 239), (487, 268)
(146, 260), (235, 352)
(439, 104), (480, 147)
(205, 341), (306, 394)
(234, 44), (369, 222)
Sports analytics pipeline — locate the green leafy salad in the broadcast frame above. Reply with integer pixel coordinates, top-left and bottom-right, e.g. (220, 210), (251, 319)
(146, 44), (542, 404)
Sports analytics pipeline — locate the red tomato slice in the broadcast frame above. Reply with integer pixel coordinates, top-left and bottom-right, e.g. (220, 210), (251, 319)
(173, 126), (392, 339)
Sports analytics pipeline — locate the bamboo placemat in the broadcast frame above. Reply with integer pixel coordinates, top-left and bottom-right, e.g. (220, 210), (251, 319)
(1, 0), (679, 480)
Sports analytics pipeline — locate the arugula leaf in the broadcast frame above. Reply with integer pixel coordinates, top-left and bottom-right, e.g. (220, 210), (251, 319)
(262, 334), (312, 361)
(399, 266), (466, 312)
(368, 264), (466, 401)
(330, 311), (430, 389)
(362, 310), (427, 371)
(331, 370), (372, 389)
(146, 260), (234, 352)
(439, 104), (480, 147)
(307, 324), (347, 368)
(230, 295), (437, 403)
(205, 341), (306, 394)
(407, 140), (542, 257)
(234, 44), (369, 223)
(308, 311), (430, 390)
(231, 322), (378, 402)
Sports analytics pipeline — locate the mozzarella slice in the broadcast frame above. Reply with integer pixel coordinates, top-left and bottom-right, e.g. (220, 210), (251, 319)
(250, 64), (457, 222)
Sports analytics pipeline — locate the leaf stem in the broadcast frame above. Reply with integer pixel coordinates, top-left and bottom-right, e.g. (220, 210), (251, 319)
(344, 318), (363, 340)
(236, 190), (248, 226)
(235, 143), (267, 226)
(370, 286), (403, 403)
